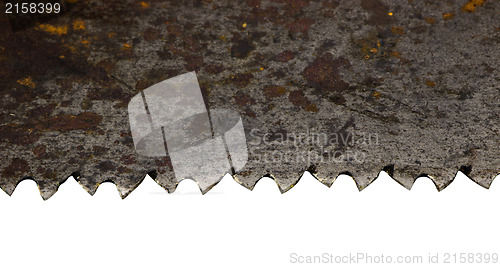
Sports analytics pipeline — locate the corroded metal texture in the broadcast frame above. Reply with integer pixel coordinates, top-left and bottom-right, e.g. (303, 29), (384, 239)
(0, 0), (498, 199)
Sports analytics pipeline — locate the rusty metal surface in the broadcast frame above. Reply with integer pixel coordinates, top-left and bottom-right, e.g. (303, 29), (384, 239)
(0, 0), (498, 199)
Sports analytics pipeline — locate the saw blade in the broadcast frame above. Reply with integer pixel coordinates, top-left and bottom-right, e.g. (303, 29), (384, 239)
(0, 0), (498, 199)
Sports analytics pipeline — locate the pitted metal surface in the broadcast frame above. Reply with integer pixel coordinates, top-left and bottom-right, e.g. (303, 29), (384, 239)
(0, 0), (498, 199)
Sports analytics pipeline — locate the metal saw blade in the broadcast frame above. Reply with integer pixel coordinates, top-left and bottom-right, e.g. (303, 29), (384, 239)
(0, 0), (498, 199)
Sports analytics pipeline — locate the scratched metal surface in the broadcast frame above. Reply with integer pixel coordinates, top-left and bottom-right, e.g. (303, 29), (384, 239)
(0, 0), (498, 199)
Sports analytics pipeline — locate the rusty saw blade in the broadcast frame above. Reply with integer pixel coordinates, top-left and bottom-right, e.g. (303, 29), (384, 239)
(0, 0), (498, 199)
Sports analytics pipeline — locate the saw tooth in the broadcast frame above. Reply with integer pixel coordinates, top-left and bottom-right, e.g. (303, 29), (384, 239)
(114, 174), (149, 199)
(410, 176), (440, 192)
(233, 166), (269, 191)
(74, 162), (152, 197)
(489, 175), (499, 189)
(147, 154), (228, 194)
(250, 176), (286, 192)
(392, 165), (463, 191)
(329, 174), (364, 192)
(387, 168), (418, 190)
(341, 168), (388, 191)
(311, 167), (379, 190)
(35, 170), (79, 200)
(46, 176), (92, 199)
(192, 172), (227, 195)
(0, 177), (54, 200)
(0, 167), (80, 200)
(74, 169), (120, 196)
(149, 171), (177, 193)
(0, 157), (34, 196)
(268, 167), (307, 193)
(383, 164), (418, 190)
(351, 171), (388, 191)
(155, 175), (226, 195)
(1, 177), (55, 200)
(35, 179), (61, 201)
(125, 175), (169, 197)
(312, 157), (394, 190)
(463, 166), (500, 189)
(361, 171), (413, 192)
(233, 164), (304, 193)
(442, 172), (491, 191)
(0, 179), (17, 197)
(91, 181), (123, 198)
(7, 178), (44, 199)
(146, 155), (177, 193)
(73, 171), (99, 196)
(161, 150), (232, 194)
(411, 176), (441, 191)
(306, 164), (338, 188)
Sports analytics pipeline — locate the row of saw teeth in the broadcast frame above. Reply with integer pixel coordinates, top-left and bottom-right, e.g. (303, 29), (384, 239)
(1, 170), (498, 200)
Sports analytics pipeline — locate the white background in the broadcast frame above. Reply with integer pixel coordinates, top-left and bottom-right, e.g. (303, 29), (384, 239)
(1, 171), (498, 267)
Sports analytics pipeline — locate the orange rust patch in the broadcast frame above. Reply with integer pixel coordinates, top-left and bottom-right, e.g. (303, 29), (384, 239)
(424, 17), (436, 24)
(233, 93), (256, 106)
(302, 55), (351, 92)
(263, 85), (287, 98)
(44, 112), (103, 131)
(289, 90), (317, 112)
(287, 18), (315, 37)
(2, 158), (29, 178)
(37, 24), (68, 35)
(231, 39), (255, 59)
(461, 0), (485, 13)
(73, 20), (86, 30)
(356, 34), (384, 59)
(139, 1), (150, 9)
(0, 124), (40, 145)
(33, 145), (47, 158)
(426, 80), (436, 87)
(391, 51), (401, 58)
(391, 26), (404, 35)
(17, 77), (35, 88)
(442, 13), (454, 20)
(118, 166), (133, 174)
(373, 91), (381, 98)
(305, 104), (319, 112)
(277, 50), (295, 62)
(65, 44), (77, 53)
(143, 27), (161, 42)
(229, 73), (253, 87)
(42, 169), (57, 179)
(122, 43), (132, 50)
